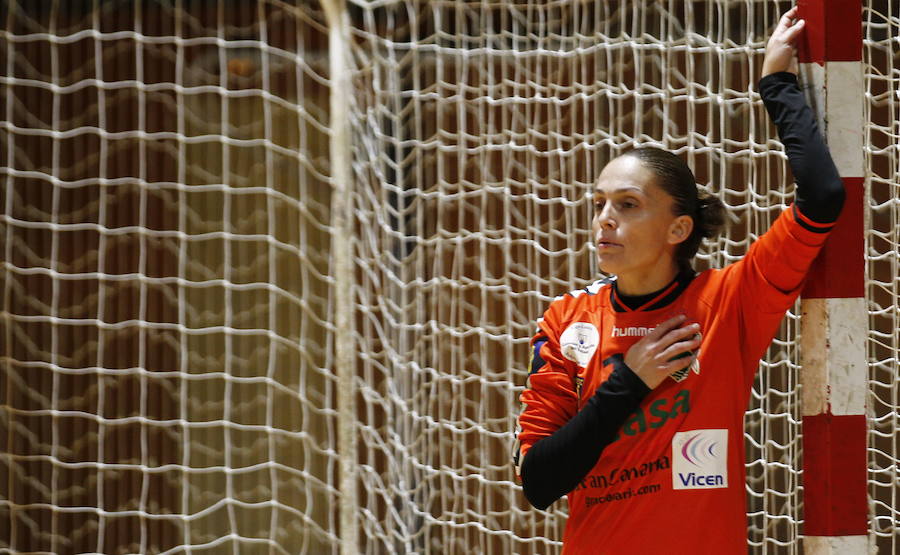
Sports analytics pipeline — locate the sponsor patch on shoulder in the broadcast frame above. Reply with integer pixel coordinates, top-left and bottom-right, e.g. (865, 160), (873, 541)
(559, 322), (599, 368)
(672, 429), (728, 490)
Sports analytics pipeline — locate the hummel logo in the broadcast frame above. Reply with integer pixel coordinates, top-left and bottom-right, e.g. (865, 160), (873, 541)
(611, 326), (654, 337)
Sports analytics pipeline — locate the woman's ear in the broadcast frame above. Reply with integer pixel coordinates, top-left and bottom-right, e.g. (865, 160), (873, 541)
(668, 214), (694, 245)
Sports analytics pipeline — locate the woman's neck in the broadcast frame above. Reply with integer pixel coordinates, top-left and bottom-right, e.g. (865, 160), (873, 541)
(614, 261), (681, 297)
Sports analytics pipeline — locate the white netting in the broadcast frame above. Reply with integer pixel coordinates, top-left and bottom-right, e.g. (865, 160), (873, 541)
(1, 1), (337, 553)
(864, 2), (900, 552)
(348, 1), (801, 552)
(0, 1), (896, 553)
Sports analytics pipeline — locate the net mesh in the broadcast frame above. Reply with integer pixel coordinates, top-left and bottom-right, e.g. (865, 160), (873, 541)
(0, 0), (896, 553)
(863, 2), (900, 553)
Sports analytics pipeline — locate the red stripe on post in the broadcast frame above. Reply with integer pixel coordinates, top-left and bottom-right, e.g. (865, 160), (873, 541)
(797, 0), (825, 64)
(825, 0), (863, 61)
(797, 0), (862, 63)
(803, 413), (869, 536)
(802, 177), (865, 299)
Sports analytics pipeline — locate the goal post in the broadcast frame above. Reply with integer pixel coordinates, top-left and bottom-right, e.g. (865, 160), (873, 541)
(795, 1), (869, 552)
(1, 1), (898, 554)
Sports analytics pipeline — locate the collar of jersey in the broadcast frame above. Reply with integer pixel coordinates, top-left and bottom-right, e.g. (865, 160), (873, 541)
(610, 268), (696, 312)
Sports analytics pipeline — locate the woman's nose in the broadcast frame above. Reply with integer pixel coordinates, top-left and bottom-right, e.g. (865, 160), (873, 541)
(596, 205), (616, 229)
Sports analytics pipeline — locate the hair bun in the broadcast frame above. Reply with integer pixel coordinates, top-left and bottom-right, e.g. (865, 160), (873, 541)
(695, 191), (726, 239)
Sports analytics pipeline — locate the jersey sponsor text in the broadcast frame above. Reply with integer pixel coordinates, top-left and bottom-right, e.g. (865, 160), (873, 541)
(611, 389), (690, 442)
(574, 453), (670, 492)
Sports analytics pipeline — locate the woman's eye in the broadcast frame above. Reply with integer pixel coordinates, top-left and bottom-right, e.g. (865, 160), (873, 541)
(620, 201), (637, 209)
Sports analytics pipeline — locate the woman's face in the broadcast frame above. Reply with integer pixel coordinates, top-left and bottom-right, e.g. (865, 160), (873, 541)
(591, 155), (691, 282)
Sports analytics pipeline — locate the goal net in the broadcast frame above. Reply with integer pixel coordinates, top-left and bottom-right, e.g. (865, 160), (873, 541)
(0, 1), (897, 553)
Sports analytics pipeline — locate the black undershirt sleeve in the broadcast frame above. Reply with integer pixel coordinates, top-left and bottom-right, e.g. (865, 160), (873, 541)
(520, 363), (650, 510)
(759, 72), (845, 224)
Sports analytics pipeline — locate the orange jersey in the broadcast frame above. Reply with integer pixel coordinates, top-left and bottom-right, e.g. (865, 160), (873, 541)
(515, 206), (833, 554)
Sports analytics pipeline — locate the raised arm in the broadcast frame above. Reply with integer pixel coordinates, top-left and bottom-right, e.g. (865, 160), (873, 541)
(727, 7), (848, 363)
(759, 6), (845, 224)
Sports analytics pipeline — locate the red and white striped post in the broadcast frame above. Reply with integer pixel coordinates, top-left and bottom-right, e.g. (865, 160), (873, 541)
(795, 1), (868, 553)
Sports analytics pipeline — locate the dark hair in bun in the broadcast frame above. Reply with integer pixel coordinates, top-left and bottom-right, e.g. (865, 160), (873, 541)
(622, 147), (726, 269)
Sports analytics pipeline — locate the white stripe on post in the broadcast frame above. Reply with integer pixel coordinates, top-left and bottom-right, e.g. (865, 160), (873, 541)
(825, 61), (865, 178)
(804, 535), (869, 554)
(800, 297), (867, 417)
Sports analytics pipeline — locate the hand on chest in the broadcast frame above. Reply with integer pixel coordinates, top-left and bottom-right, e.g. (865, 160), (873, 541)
(558, 307), (706, 402)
